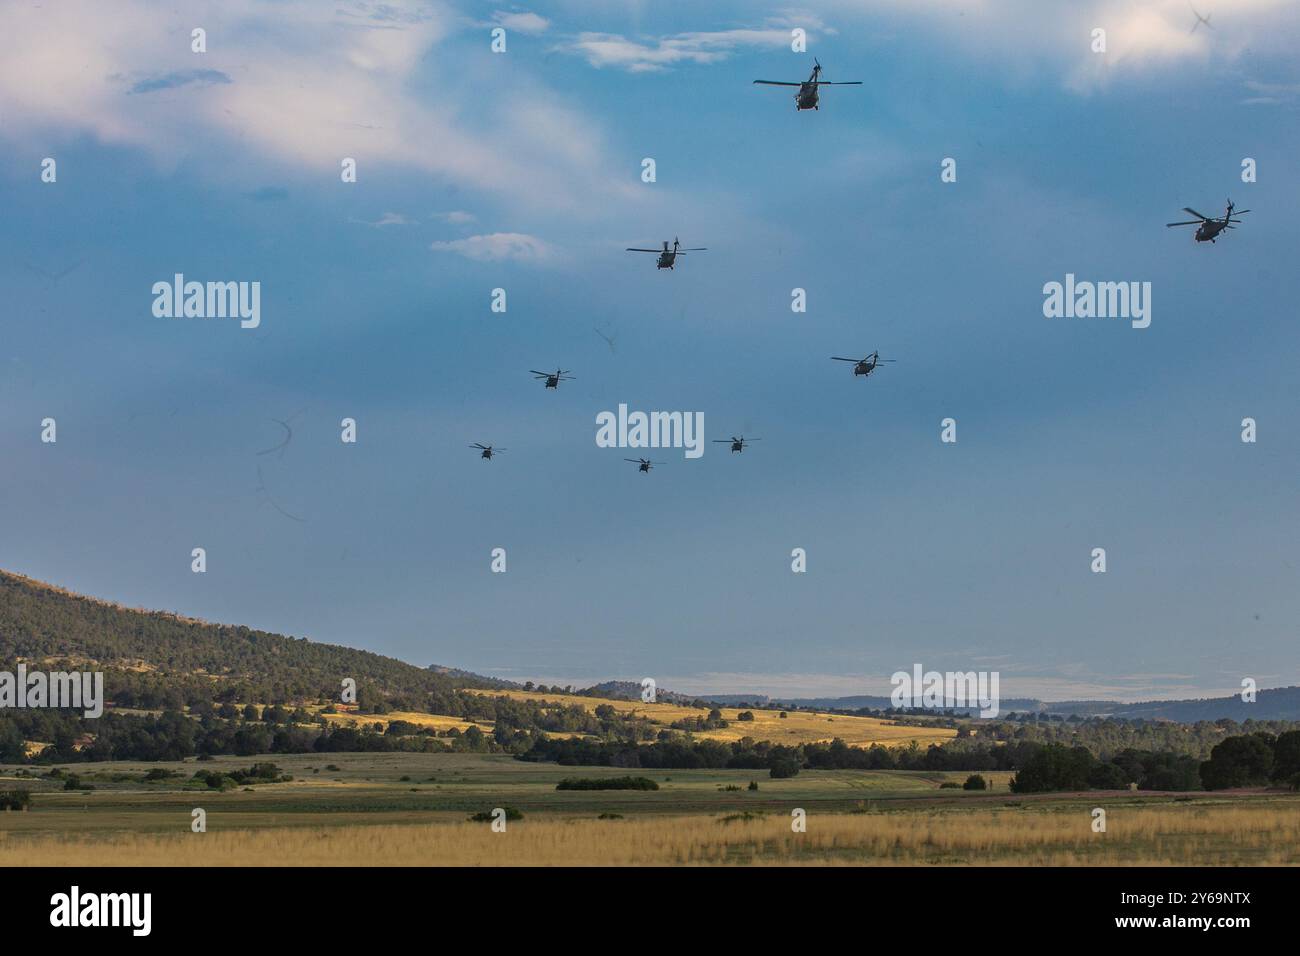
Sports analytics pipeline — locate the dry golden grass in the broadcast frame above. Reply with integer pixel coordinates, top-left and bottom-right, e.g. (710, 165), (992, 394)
(4, 803), (1292, 866)
(318, 709), (489, 734)
(314, 708), (590, 740)
(471, 690), (955, 749)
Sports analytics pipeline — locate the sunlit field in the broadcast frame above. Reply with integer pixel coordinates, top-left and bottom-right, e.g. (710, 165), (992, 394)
(3, 803), (1296, 866)
(2, 752), (1294, 866)
(471, 689), (957, 748)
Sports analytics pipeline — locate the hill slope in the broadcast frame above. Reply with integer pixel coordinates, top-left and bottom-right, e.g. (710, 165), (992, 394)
(0, 569), (495, 707)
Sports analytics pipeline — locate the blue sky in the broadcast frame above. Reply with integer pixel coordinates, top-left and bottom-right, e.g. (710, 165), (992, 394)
(2, 1), (1297, 700)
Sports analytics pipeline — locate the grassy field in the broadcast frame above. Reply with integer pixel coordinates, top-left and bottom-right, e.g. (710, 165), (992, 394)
(1, 752), (1294, 865)
(317, 708), (492, 735)
(469, 689), (958, 748)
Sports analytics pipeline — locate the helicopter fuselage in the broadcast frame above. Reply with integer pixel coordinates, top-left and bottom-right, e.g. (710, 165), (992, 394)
(544, 376), (559, 388)
(1195, 220), (1227, 242)
(730, 441), (744, 452)
(796, 83), (819, 110)
(656, 252), (677, 269)
(853, 361), (876, 376)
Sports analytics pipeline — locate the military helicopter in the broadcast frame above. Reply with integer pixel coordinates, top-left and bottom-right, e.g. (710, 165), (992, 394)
(831, 351), (896, 378)
(626, 237), (706, 270)
(625, 457), (663, 473)
(1166, 200), (1249, 243)
(713, 436), (760, 453)
(753, 58), (862, 111)
(470, 443), (504, 460)
(531, 368), (575, 389)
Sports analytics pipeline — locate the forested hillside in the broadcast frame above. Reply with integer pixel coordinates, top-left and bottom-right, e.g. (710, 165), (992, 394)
(0, 569), (492, 708)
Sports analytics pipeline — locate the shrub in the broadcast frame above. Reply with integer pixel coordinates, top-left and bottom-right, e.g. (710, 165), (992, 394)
(963, 774), (988, 791)
(719, 811), (765, 824)
(469, 806), (523, 822)
(0, 790), (32, 810)
(556, 776), (659, 791)
(769, 758), (800, 779)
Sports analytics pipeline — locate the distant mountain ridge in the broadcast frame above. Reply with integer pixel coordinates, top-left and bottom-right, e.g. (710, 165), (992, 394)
(688, 689), (1300, 722)
(1040, 688), (1300, 722)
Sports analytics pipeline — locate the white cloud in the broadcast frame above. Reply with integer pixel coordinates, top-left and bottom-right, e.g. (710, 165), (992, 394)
(822, 0), (1300, 92)
(0, 0), (625, 212)
(561, 25), (812, 73)
(430, 232), (554, 262)
(432, 210), (478, 224)
(351, 211), (417, 227)
(492, 10), (549, 35)
(1240, 79), (1300, 105)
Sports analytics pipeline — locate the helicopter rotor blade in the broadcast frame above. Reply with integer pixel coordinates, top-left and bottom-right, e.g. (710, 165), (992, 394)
(626, 248), (662, 253)
(1182, 208), (1210, 220)
(1166, 221), (1201, 227)
(830, 357), (861, 362)
(753, 80), (802, 86)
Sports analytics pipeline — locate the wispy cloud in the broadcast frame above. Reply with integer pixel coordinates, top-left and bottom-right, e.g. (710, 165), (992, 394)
(559, 21), (822, 73)
(351, 211), (417, 227)
(820, 0), (1300, 92)
(1240, 78), (1300, 104)
(243, 185), (290, 202)
(0, 0), (629, 213)
(430, 232), (554, 262)
(432, 210), (477, 224)
(492, 10), (549, 35)
(127, 68), (231, 94)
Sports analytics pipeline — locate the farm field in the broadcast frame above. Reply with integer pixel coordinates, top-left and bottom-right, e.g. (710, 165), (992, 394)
(1, 752), (1294, 866)
(469, 689), (958, 748)
(317, 708), (492, 735)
